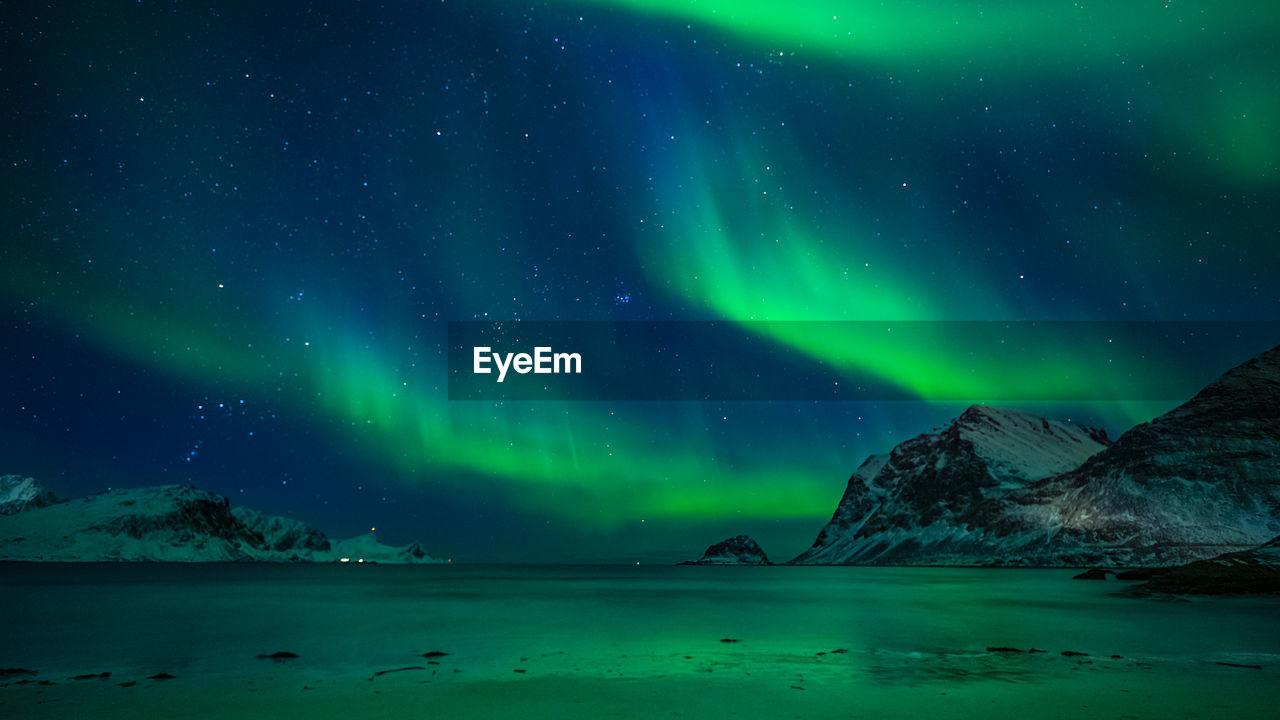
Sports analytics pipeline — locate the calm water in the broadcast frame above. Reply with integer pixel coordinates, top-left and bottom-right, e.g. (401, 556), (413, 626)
(3, 564), (1279, 718)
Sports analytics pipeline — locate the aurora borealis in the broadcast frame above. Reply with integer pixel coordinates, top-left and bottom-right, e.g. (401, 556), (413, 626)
(2, 1), (1278, 562)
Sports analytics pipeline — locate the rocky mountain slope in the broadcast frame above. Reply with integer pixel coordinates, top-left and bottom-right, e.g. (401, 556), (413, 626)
(793, 344), (1280, 567)
(793, 406), (1109, 565)
(1018, 344), (1280, 565)
(0, 480), (442, 563)
(232, 506), (332, 557)
(682, 535), (770, 565)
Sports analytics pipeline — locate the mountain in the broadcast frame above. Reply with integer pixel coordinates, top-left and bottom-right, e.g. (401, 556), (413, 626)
(329, 533), (439, 564)
(232, 506), (332, 558)
(793, 406), (1109, 565)
(1136, 536), (1280, 595)
(1019, 344), (1280, 565)
(0, 475), (63, 515)
(681, 535), (770, 565)
(794, 344), (1280, 567)
(0, 485), (264, 562)
(0, 480), (443, 564)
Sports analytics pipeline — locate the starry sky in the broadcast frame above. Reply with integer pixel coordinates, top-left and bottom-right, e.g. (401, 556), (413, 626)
(2, 1), (1278, 562)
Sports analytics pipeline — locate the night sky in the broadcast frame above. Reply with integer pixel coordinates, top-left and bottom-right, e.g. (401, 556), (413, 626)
(3, 2), (1278, 562)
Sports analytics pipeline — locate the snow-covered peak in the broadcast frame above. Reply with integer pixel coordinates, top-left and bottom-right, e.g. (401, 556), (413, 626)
(952, 405), (1109, 483)
(0, 484), (255, 562)
(795, 342), (1280, 567)
(0, 475), (63, 515)
(329, 533), (442, 564)
(794, 405), (1110, 565)
(0, 480), (443, 564)
(233, 506), (331, 554)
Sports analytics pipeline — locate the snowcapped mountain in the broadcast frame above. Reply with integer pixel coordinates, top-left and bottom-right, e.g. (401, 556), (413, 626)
(794, 344), (1280, 567)
(0, 485), (263, 562)
(232, 506), (332, 557)
(682, 534), (770, 565)
(329, 533), (439, 564)
(0, 480), (443, 564)
(1019, 344), (1280, 566)
(793, 406), (1109, 565)
(0, 475), (63, 515)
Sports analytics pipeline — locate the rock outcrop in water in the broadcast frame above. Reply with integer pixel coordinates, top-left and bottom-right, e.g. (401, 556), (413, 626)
(683, 535), (770, 565)
(794, 343), (1280, 568)
(1136, 536), (1280, 595)
(0, 481), (443, 563)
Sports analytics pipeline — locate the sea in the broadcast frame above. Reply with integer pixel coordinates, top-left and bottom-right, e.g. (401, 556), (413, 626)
(3, 564), (1278, 719)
